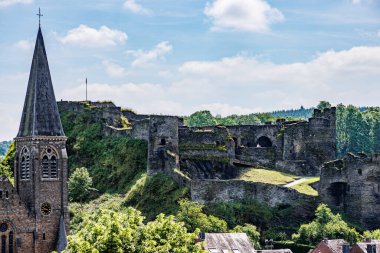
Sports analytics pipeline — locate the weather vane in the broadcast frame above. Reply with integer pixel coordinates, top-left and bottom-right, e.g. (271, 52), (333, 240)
(36, 8), (43, 27)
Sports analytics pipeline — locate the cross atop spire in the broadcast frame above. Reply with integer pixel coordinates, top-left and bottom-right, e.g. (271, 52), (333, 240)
(36, 8), (43, 27)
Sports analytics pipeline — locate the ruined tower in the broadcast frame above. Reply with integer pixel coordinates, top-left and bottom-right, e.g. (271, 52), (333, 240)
(0, 26), (69, 253)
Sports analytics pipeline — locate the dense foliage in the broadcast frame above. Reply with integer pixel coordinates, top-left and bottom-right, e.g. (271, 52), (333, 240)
(336, 104), (380, 157)
(292, 204), (360, 245)
(68, 167), (95, 202)
(0, 142), (15, 179)
(176, 199), (228, 233)
(64, 207), (204, 253)
(123, 173), (189, 220)
(59, 105), (148, 194)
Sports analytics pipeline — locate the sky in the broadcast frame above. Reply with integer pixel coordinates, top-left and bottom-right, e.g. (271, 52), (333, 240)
(0, 0), (380, 140)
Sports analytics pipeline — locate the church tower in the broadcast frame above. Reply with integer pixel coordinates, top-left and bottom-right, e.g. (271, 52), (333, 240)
(13, 25), (69, 253)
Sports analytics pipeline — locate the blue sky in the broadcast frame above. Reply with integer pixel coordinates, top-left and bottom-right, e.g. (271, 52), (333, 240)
(0, 0), (380, 139)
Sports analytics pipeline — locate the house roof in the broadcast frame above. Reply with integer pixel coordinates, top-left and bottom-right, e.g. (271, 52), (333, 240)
(354, 240), (380, 253)
(17, 27), (64, 137)
(314, 239), (348, 253)
(203, 233), (255, 253)
(256, 249), (293, 253)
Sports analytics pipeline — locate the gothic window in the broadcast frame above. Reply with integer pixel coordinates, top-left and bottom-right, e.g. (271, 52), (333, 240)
(20, 147), (30, 180)
(8, 231), (13, 253)
(1, 235), (5, 253)
(50, 156), (57, 178)
(42, 156), (49, 178)
(41, 147), (59, 179)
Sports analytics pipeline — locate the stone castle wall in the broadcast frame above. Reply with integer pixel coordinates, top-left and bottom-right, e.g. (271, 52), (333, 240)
(319, 153), (380, 229)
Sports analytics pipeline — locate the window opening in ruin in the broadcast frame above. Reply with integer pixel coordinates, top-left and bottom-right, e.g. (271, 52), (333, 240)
(358, 169), (362, 175)
(5, 191), (8, 199)
(233, 137), (238, 149)
(256, 136), (272, 148)
(42, 233), (46, 240)
(0, 191), (2, 199)
(160, 138), (166, 145)
(328, 182), (348, 209)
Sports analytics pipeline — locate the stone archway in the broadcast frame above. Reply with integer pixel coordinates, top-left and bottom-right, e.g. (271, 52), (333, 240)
(256, 136), (272, 148)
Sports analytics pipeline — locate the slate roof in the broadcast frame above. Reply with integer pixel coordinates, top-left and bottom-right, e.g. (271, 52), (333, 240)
(203, 233), (255, 253)
(354, 240), (380, 253)
(17, 27), (64, 137)
(312, 239), (348, 253)
(256, 249), (293, 253)
(56, 215), (68, 252)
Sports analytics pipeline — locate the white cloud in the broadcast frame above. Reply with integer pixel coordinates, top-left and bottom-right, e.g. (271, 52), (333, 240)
(0, 0), (32, 8)
(123, 0), (151, 15)
(14, 39), (34, 50)
(352, 0), (361, 4)
(60, 46), (380, 120)
(60, 25), (127, 47)
(204, 0), (284, 32)
(102, 60), (126, 78)
(127, 41), (172, 67)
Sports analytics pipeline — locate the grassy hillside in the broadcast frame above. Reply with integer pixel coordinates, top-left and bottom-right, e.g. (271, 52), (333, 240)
(238, 167), (299, 185)
(59, 103), (147, 194)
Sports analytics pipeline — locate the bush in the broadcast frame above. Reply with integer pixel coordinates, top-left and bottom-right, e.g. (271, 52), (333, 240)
(292, 204), (361, 245)
(68, 167), (95, 202)
(231, 224), (261, 249)
(176, 199), (228, 233)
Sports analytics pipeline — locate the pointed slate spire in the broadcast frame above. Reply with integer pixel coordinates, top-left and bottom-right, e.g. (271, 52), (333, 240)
(17, 27), (64, 137)
(56, 216), (68, 252)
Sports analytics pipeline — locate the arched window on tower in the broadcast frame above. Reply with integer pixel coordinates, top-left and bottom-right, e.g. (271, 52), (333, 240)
(41, 147), (59, 179)
(20, 147), (30, 180)
(8, 231), (13, 253)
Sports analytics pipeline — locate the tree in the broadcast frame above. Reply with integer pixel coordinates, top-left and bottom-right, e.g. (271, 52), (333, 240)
(292, 204), (360, 245)
(68, 167), (94, 202)
(63, 208), (205, 253)
(186, 111), (216, 127)
(0, 142), (15, 179)
(317, 101), (332, 110)
(363, 230), (380, 240)
(176, 199), (228, 233)
(231, 224), (261, 248)
(136, 214), (204, 253)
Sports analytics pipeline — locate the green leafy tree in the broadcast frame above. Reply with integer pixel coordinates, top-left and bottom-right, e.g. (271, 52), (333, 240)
(186, 111), (216, 127)
(363, 230), (380, 240)
(176, 199), (228, 233)
(292, 204), (360, 245)
(231, 224), (261, 248)
(64, 208), (204, 253)
(317, 101), (332, 110)
(68, 167), (95, 202)
(0, 142), (15, 179)
(136, 214), (204, 253)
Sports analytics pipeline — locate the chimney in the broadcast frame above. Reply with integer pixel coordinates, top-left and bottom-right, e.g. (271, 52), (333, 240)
(342, 244), (350, 253)
(367, 244), (376, 253)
